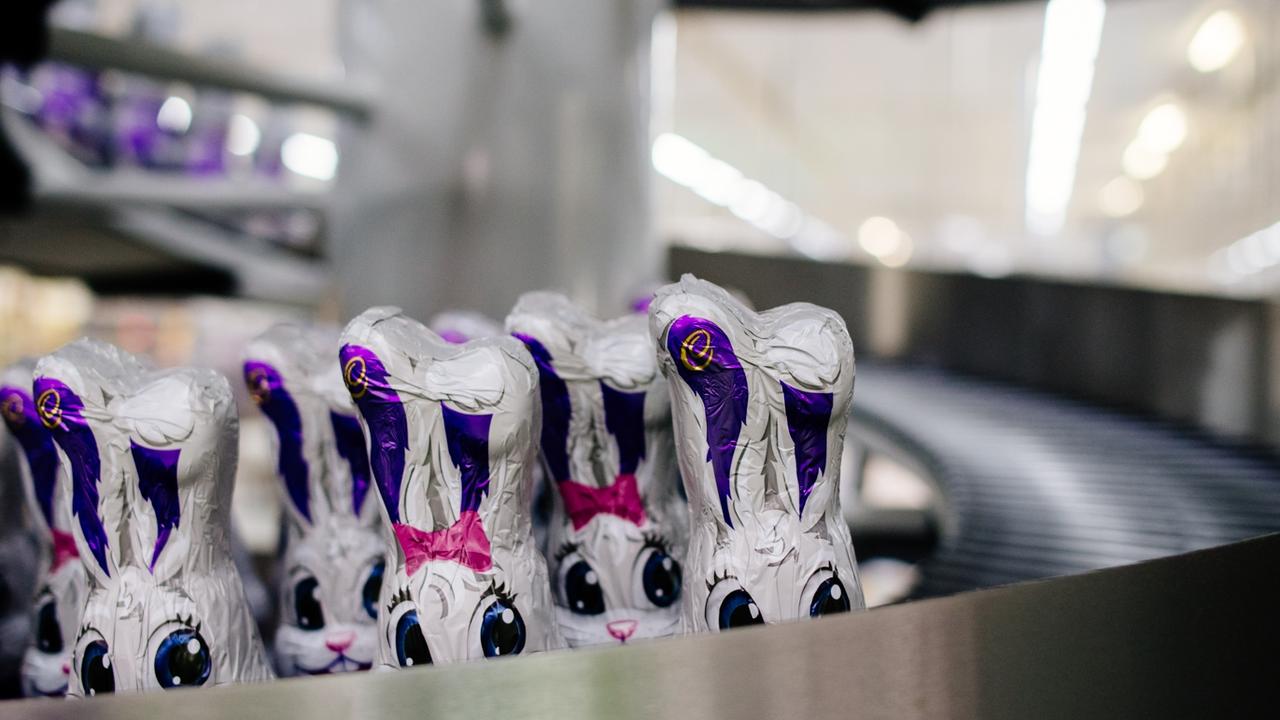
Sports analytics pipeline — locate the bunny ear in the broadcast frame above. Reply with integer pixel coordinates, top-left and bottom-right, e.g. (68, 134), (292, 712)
(440, 404), (492, 513)
(340, 344), (407, 524)
(662, 315), (749, 528)
(0, 383), (60, 534)
(329, 410), (373, 517)
(512, 333), (573, 484)
(129, 440), (180, 573)
(33, 376), (113, 579)
(600, 383), (646, 475)
(244, 361), (312, 524)
(780, 383), (834, 516)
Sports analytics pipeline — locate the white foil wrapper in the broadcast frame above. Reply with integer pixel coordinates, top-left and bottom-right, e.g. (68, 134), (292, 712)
(339, 307), (564, 667)
(506, 292), (686, 647)
(428, 310), (504, 345)
(2, 360), (88, 697)
(242, 324), (384, 676)
(649, 275), (865, 633)
(34, 339), (274, 695)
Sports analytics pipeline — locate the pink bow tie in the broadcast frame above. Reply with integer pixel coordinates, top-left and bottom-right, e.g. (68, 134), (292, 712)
(560, 474), (648, 531)
(51, 529), (79, 572)
(395, 510), (493, 575)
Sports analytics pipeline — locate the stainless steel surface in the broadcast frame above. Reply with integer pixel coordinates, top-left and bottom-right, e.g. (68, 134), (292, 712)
(6, 535), (1275, 719)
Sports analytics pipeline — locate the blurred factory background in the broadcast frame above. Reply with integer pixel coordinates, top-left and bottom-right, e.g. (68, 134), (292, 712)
(1, 0), (1279, 612)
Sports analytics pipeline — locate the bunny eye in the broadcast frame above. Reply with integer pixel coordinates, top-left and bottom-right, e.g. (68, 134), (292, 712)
(153, 626), (211, 689)
(478, 585), (526, 658)
(293, 576), (325, 630)
(361, 561), (385, 620)
(557, 547), (605, 616)
(705, 576), (764, 631)
(76, 629), (114, 696)
(34, 592), (63, 654)
(389, 605), (432, 668)
(803, 567), (850, 618)
(632, 536), (681, 609)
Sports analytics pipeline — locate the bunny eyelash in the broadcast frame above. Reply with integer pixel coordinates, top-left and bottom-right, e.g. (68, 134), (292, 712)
(553, 541), (580, 562)
(484, 579), (519, 606)
(706, 568), (739, 593)
(168, 613), (202, 632)
(641, 532), (672, 553)
(386, 585), (412, 613)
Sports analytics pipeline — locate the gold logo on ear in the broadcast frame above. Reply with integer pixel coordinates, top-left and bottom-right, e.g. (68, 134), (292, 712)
(36, 389), (62, 430)
(246, 368), (271, 405)
(344, 356), (368, 399)
(0, 392), (23, 426)
(680, 329), (714, 372)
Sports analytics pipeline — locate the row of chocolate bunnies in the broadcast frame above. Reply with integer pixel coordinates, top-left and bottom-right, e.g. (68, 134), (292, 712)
(3, 275), (863, 698)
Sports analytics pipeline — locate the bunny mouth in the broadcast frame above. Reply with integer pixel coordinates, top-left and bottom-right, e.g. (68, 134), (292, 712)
(31, 682), (69, 697)
(297, 656), (373, 675)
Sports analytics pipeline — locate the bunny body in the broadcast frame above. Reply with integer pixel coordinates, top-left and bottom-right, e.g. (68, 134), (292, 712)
(340, 307), (563, 667)
(649, 276), (865, 633)
(507, 293), (685, 646)
(34, 340), (273, 695)
(243, 324), (384, 676)
(1, 361), (88, 697)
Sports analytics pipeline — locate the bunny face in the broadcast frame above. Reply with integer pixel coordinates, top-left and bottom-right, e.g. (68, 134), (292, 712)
(34, 339), (274, 695)
(339, 307), (563, 668)
(2, 361), (88, 697)
(506, 293), (686, 647)
(243, 324), (385, 676)
(649, 276), (865, 634)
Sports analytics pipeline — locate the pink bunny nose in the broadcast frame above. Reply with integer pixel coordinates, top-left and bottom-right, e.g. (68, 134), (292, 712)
(61, 661), (70, 676)
(606, 619), (638, 643)
(325, 630), (356, 653)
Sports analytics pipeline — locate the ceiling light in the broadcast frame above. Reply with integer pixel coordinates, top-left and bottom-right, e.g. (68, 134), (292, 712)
(1188, 10), (1245, 73)
(226, 114), (261, 157)
(282, 133), (339, 181)
(1135, 102), (1187, 155)
(1098, 176), (1144, 217)
(1023, 0), (1108, 236)
(1122, 141), (1168, 180)
(880, 233), (914, 268)
(859, 216), (902, 258)
(156, 96), (192, 134)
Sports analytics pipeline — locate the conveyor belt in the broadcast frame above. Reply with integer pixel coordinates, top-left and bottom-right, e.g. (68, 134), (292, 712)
(850, 366), (1280, 597)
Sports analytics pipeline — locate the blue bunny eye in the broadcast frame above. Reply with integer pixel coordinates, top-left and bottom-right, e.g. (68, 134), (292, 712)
(153, 627), (211, 690)
(36, 597), (63, 654)
(563, 559), (605, 616)
(394, 610), (432, 668)
(80, 638), (114, 696)
(809, 577), (851, 617)
(479, 598), (526, 658)
(362, 562), (385, 620)
(641, 549), (682, 608)
(718, 589), (764, 630)
(294, 576), (324, 630)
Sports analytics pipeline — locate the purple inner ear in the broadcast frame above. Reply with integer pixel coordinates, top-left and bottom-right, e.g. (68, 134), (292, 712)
(780, 382), (834, 515)
(33, 377), (111, 577)
(130, 441), (181, 573)
(513, 333), (573, 484)
(244, 361), (311, 522)
(601, 383), (646, 476)
(340, 344), (407, 524)
(330, 411), (373, 515)
(441, 404), (493, 514)
(666, 316), (748, 528)
(0, 385), (61, 530)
